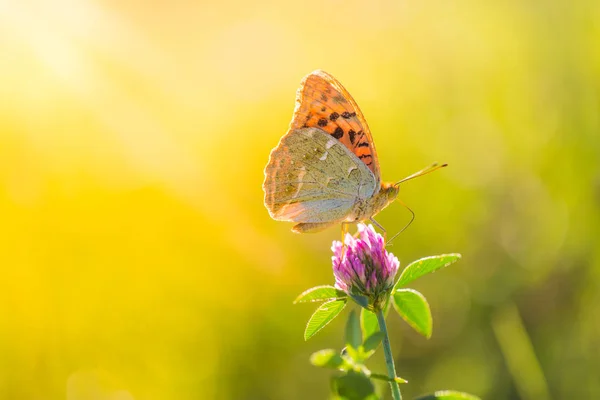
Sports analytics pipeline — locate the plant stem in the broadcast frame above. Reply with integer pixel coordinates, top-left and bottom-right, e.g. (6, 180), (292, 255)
(376, 309), (402, 400)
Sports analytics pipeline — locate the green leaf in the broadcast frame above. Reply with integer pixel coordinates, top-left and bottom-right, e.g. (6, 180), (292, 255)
(360, 299), (392, 346)
(309, 349), (345, 369)
(294, 285), (346, 304)
(395, 253), (461, 289)
(332, 371), (376, 400)
(414, 390), (481, 400)
(362, 332), (384, 352)
(345, 310), (362, 349)
(392, 289), (433, 338)
(344, 345), (360, 363)
(349, 293), (369, 308)
(304, 299), (347, 341)
(369, 373), (408, 384)
(360, 308), (379, 339)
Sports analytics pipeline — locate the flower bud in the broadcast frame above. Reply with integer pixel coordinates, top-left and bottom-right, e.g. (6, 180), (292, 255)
(332, 224), (399, 311)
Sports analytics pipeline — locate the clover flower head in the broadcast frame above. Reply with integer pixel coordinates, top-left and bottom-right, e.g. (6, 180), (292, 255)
(331, 224), (400, 310)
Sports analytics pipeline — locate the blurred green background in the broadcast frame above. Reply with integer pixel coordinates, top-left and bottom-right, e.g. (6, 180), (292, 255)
(1, 0), (599, 399)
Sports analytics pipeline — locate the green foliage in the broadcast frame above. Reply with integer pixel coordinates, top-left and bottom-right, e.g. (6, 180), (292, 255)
(331, 371), (377, 400)
(360, 299), (391, 343)
(392, 289), (433, 338)
(394, 254), (461, 289)
(362, 332), (384, 352)
(294, 285), (347, 304)
(304, 299), (347, 341)
(414, 390), (481, 400)
(349, 293), (369, 308)
(309, 349), (346, 369)
(309, 310), (479, 400)
(345, 311), (362, 349)
(360, 308), (379, 339)
(311, 312), (408, 400)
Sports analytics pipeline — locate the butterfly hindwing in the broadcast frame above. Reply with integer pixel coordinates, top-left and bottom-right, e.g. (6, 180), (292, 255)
(289, 70), (381, 189)
(263, 127), (377, 224)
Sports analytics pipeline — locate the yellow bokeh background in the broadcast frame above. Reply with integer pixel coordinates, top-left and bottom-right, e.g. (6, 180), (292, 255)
(1, 1), (599, 399)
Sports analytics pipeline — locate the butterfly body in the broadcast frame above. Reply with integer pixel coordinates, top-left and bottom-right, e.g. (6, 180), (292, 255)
(263, 70), (398, 233)
(348, 182), (399, 223)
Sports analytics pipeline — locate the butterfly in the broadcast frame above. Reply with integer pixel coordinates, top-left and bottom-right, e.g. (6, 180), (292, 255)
(263, 70), (444, 237)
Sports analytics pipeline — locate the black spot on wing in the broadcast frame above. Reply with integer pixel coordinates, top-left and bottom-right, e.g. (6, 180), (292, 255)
(333, 127), (344, 139)
(352, 131), (366, 148)
(317, 118), (328, 127)
(329, 112), (340, 121)
(348, 129), (356, 144)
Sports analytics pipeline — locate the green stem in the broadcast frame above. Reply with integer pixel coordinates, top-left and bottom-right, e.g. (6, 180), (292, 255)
(376, 309), (402, 400)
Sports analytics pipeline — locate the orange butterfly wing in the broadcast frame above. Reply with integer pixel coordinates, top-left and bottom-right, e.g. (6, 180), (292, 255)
(289, 70), (381, 188)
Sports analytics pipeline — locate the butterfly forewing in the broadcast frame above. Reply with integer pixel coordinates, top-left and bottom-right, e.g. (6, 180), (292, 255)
(289, 70), (381, 189)
(264, 127), (377, 224)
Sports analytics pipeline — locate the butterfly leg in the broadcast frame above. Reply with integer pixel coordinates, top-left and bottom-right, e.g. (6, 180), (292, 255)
(369, 217), (387, 242)
(341, 222), (352, 248)
(341, 222), (348, 241)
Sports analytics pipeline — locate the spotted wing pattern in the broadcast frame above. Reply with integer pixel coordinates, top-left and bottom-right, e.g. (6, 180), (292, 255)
(289, 70), (381, 189)
(263, 127), (377, 224)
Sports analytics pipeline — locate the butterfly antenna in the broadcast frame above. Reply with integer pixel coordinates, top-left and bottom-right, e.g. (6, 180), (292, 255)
(387, 198), (415, 246)
(388, 162), (447, 246)
(394, 163), (448, 187)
